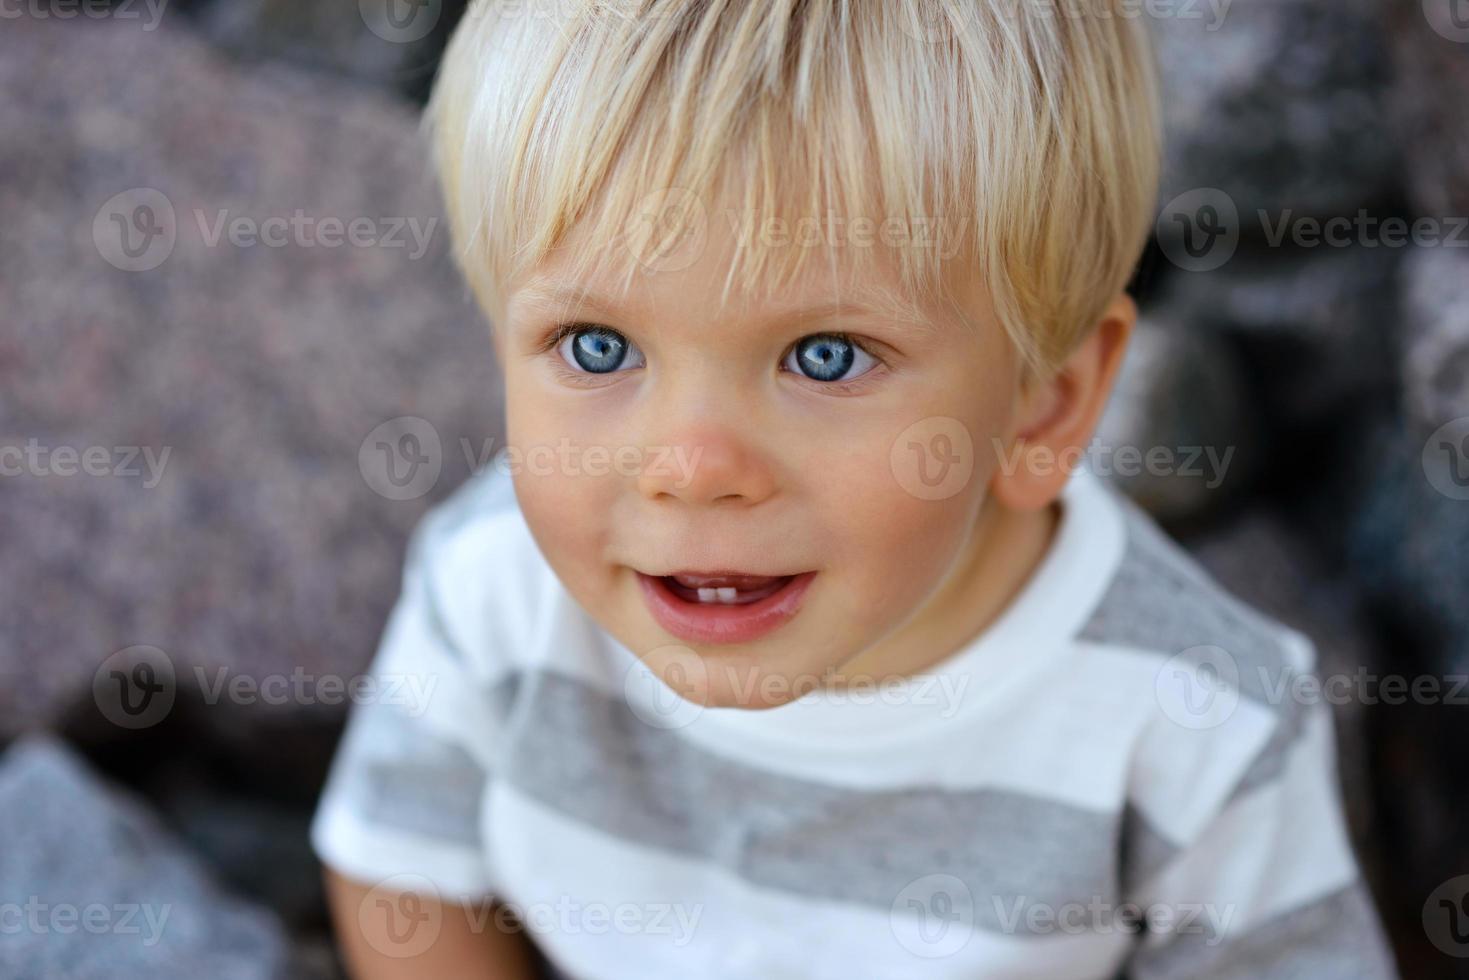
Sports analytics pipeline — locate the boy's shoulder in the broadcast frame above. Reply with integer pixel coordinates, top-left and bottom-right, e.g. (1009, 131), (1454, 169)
(1071, 479), (1328, 861)
(1079, 481), (1317, 684)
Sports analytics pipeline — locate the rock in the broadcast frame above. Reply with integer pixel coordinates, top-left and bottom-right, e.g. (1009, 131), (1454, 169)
(1385, 0), (1469, 215)
(1095, 313), (1258, 526)
(1324, 412), (1469, 977)
(1401, 246), (1469, 431)
(1340, 416), (1469, 663)
(187, 0), (468, 101)
(0, 15), (505, 752)
(0, 734), (292, 980)
(1150, 0), (1398, 222)
(1153, 242), (1401, 435)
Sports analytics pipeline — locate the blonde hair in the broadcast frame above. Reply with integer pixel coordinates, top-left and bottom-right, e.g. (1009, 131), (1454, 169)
(426, 0), (1160, 374)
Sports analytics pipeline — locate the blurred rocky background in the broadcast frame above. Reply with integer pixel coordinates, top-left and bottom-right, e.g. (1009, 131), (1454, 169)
(1, 0), (1466, 977)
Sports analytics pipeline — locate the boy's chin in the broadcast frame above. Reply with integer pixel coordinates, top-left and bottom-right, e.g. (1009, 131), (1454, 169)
(673, 655), (840, 711)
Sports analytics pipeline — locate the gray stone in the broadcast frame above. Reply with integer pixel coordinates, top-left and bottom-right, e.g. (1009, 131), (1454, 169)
(1151, 0), (1398, 222)
(1154, 242), (1400, 430)
(1096, 313), (1258, 524)
(0, 15), (505, 745)
(1385, 1), (1469, 215)
(0, 734), (292, 980)
(190, 0), (462, 100)
(1401, 245), (1469, 431)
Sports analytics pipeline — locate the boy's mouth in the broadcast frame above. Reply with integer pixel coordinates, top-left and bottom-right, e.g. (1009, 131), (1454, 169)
(634, 569), (817, 645)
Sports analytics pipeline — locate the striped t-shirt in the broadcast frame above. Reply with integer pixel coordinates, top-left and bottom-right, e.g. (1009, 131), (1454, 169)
(310, 460), (1398, 980)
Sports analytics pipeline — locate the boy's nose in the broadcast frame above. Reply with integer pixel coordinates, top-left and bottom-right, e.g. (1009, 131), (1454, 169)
(635, 424), (778, 508)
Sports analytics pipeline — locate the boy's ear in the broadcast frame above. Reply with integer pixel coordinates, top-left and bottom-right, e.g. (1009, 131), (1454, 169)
(990, 293), (1137, 512)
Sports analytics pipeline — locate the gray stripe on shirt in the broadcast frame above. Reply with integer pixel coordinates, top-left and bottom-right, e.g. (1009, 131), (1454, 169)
(496, 668), (1121, 935)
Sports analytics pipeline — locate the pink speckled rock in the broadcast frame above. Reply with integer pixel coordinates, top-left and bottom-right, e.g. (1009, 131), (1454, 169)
(0, 13), (505, 748)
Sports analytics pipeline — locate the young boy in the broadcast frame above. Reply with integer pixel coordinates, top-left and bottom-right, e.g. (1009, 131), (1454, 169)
(311, 1), (1399, 977)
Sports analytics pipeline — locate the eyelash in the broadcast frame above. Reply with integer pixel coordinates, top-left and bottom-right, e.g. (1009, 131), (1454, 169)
(535, 322), (889, 395)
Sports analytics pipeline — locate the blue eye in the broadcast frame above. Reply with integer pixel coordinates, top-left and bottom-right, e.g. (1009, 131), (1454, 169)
(783, 333), (878, 383)
(558, 326), (645, 375)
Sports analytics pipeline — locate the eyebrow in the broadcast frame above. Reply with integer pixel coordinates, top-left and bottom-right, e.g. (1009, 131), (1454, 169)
(509, 279), (942, 331)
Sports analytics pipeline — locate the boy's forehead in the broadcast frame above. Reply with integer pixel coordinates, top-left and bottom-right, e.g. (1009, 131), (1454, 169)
(507, 215), (983, 336)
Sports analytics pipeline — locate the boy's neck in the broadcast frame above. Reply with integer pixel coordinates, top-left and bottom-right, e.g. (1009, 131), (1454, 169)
(826, 494), (1061, 687)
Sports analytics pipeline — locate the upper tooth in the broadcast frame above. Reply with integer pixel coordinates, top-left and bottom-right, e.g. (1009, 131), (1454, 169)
(696, 587), (739, 603)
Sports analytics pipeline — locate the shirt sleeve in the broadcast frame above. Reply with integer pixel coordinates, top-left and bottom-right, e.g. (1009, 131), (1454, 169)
(1120, 686), (1399, 979)
(309, 497), (508, 905)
